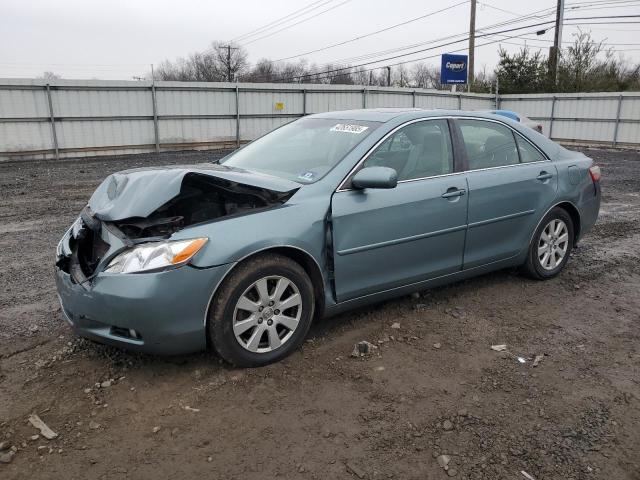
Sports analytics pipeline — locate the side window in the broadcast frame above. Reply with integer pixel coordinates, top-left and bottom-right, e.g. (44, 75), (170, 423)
(458, 120), (519, 170)
(364, 119), (453, 181)
(515, 134), (545, 163)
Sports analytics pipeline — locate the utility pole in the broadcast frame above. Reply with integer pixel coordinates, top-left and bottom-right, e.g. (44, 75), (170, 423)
(386, 66), (391, 87)
(219, 45), (238, 82)
(549, 0), (565, 87)
(468, 0), (476, 92)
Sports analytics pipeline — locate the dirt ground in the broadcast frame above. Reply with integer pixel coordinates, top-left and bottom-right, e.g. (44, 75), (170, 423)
(1, 147), (639, 480)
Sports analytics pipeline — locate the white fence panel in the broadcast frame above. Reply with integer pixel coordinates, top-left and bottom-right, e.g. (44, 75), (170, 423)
(0, 88), (49, 118)
(159, 118), (236, 145)
(415, 94), (458, 109)
(157, 89), (235, 116)
(552, 119), (616, 143)
(554, 97), (618, 120)
(500, 98), (551, 119)
(1, 79), (638, 161)
(617, 122), (640, 145)
(240, 116), (293, 141)
(52, 88), (152, 117)
(240, 90), (303, 115)
(0, 121), (51, 152)
(460, 95), (492, 111)
(56, 119), (154, 149)
(306, 91), (363, 113)
(367, 91), (413, 108)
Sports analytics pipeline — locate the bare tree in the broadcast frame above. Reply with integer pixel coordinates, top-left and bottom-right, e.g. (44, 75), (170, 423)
(39, 71), (62, 80)
(243, 58), (277, 82)
(155, 42), (248, 82)
(281, 60), (309, 83)
(211, 41), (249, 82)
(351, 67), (370, 86)
(152, 32), (639, 90)
(411, 63), (429, 88)
(392, 64), (409, 87)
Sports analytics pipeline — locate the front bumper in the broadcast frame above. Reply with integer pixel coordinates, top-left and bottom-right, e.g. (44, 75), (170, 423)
(55, 263), (233, 355)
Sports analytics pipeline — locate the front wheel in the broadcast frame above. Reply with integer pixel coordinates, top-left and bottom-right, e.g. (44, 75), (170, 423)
(208, 253), (315, 367)
(523, 207), (574, 280)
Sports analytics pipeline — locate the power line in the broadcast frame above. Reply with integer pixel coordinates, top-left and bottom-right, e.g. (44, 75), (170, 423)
(564, 19), (640, 23)
(240, 0), (353, 46)
(299, 14), (640, 79)
(230, 0), (332, 43)
(274, 21), (559, 82)
(241, 2), (566, 75)
(269, 3), (563, 74)
(272, 14), (640, 83)
(274, 7), (553, 71)
(272, 1), (469, 62)
(477, 1), (523, 17)
(279, 28), (560, 84)
(296, 1), (637, 68)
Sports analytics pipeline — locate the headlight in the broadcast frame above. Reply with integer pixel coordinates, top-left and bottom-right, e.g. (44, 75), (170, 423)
(105, 238), (208, 274)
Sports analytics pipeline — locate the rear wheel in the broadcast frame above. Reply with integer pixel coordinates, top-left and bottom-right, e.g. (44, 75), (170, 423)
(208, 253), (314, 367)
(523, 207), (574, 279)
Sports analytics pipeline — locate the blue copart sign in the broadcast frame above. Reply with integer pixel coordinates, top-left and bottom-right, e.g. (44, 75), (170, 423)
(441, 54), (468, 84)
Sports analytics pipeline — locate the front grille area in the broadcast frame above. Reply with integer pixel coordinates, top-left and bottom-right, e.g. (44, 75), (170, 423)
(57, 213), (110, 284)
(74, 224), (110, 278)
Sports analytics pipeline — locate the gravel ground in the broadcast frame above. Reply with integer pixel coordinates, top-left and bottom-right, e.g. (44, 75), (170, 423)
(1, 147), (639, 479)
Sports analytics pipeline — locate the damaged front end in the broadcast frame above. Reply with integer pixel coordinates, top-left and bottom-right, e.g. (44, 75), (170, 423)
(112, 172), (296, 239)
(56, 166), (299, 286)
(55, 211), (111, 287)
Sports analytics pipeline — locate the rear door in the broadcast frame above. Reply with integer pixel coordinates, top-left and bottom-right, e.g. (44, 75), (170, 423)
(330, 119), (468, 302)
(455, 118), (558, 269)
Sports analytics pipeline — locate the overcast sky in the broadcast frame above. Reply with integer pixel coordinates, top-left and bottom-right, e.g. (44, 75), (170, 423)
(1, 0), (639, 80)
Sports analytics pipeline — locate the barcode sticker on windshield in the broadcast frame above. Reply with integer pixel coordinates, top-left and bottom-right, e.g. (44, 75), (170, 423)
(330, 123), (369, 134)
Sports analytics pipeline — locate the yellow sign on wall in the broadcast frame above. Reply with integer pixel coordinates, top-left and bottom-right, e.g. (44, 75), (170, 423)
(275, 102), (285, 111)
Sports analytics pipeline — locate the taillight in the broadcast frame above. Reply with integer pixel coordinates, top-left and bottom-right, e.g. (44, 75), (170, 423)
(589, 165), (601, 182)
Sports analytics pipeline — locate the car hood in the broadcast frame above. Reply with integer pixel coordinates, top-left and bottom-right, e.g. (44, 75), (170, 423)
(88, 163), (301, 221)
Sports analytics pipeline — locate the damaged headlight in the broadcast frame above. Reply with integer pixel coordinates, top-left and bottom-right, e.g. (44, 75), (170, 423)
(105, 238), (208, 274)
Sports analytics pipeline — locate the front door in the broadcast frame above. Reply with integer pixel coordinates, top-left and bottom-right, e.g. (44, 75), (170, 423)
(455, 118), (558, 269)
(330, 119), (468, 302)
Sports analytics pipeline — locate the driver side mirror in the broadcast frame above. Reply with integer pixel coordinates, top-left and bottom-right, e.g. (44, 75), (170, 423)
(351, 166), (398, 190)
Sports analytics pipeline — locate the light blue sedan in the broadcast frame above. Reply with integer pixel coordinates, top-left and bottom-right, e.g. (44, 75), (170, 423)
(55, 109), (601, 366)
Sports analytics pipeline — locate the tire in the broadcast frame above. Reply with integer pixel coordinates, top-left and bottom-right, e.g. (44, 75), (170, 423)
(523, 207), (574, 280)
(208, 253), (315, 367)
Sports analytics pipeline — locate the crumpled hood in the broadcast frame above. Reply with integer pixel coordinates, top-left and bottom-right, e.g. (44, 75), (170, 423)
(88, 163), (301, 221)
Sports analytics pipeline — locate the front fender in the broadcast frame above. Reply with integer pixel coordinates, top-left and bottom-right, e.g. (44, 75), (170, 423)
(171, 196), (330, 272)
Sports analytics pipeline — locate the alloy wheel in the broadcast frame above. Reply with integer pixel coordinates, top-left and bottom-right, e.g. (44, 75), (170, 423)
(232, 275), (302, 353)
(537, 219), (569, 270)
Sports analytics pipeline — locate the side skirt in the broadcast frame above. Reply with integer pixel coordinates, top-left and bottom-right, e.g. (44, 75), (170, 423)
(323, 253), (524, 317)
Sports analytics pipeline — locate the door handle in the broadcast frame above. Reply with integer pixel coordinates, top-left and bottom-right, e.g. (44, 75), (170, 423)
(536, 171), (553, 181)
(441, 188), (466, 199)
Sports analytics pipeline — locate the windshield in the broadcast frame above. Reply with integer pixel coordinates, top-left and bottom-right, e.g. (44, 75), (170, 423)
(220, 117), (381, 183)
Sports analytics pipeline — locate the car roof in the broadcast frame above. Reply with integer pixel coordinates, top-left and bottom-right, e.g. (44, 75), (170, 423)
(309, 108), (515, 123)
(310, 108), (425, 122)
(309, 108), (563, 159)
